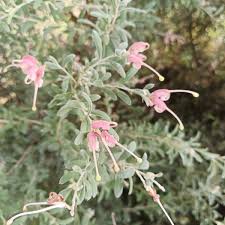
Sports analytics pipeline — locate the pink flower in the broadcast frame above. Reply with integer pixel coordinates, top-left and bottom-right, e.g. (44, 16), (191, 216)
(34, 65), (45, 87)
(18, 55), (39, 80)
(12, 55), (45, 111)
(149, 89), (199, 130)
(87, 120), (142, 181)
(91, 120), (118, 130)
(149, 89), (171, 102)
(128, 42), (150, 54)
(101, 130), (117, 147)
(87, 131), (99, 152)
(127, 42), (164, 81)
(127, 53), (147, 70)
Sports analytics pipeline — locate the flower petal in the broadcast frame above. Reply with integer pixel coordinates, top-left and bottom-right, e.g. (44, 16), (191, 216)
(91, 120), (117, 130)
(87, 131), (99, 151)
(101, 131), (117, 147)
(35, 65), (45, 87)
(18, 55), (39, 81)
(128, 42), (149, 54)
(22, 55), (39, 66)
(151, 89), (171, 101)
(153, 99), (167, 113)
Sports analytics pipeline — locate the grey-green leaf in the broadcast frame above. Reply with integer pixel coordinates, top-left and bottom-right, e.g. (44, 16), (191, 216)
(92, 110), (111, 120)
(114, 178), (124, 198)
(74, 132), (84, 145)
(92, 30), (103, 59)
(116, 90), (132, 105)
(119, 168), (135, 179)
(125, 67), (139, 80)
(57, 100), (80, 118)
(59, 171), (76, 184)
(110, 62), (126, 78)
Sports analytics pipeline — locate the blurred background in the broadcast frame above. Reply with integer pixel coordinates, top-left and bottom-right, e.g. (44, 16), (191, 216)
(131, 0), (225, 156)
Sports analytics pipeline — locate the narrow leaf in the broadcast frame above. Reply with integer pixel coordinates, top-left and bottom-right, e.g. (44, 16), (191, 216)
(116, 90), (132, 105)
(92, 30), (103, 59)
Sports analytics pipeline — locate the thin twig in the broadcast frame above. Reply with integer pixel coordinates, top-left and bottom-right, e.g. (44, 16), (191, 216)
(188, 11), (200, 67)
(6, 146), (33, 175)
(108, 0), (120, 34)
(70, 163), (90, 216)
(84, 55), (117, 73)
(0, 118), (44, 126)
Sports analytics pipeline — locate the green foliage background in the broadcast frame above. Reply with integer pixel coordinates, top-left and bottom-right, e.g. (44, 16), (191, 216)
(0, 0), (225, 225)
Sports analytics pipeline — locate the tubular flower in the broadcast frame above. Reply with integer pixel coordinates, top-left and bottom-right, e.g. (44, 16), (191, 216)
(148, 89), (199, 130)
(87, 120), (142, 181)
(6, 192), (71, 225)
(127, 42), (165, 81)
(11, 55), (45, 111)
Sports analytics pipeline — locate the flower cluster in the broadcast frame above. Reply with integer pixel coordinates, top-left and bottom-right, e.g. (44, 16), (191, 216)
(5, 42), (199, 225)
(126, 42), (199, 130)
(87, 120), (142, 181)
(7, 45), (199, 133)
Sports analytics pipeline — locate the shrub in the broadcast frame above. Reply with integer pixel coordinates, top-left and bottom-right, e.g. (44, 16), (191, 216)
(0, 1), (224, 225)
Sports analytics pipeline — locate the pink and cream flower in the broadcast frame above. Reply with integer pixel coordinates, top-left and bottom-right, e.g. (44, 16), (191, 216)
(148, 89), (199, 130)
(127, 42), (165, 81)
(87, 120), (142, 181)
(11, 55), (45, 111)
